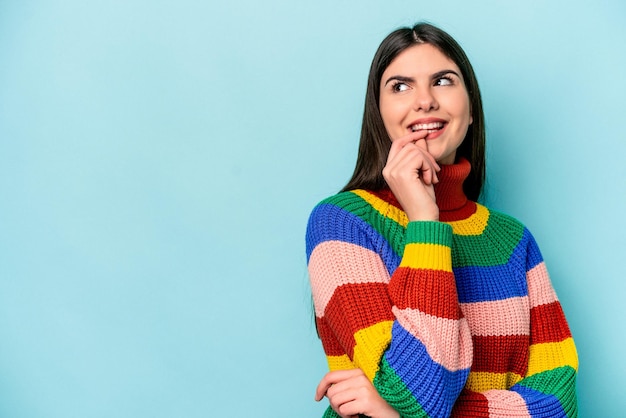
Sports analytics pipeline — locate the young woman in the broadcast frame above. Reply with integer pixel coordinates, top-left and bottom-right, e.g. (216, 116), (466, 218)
(306, 23), (578, 418)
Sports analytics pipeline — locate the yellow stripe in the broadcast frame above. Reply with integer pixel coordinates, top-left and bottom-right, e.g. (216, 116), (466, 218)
(465, 371), (523, 392)
(353, 190), (408, 227)
(527, 337), (578, 376)
(352, 191), (489, 237)
(447, 204), (489, 236)
(352, 321), (394, 381)
(400, 242), (452, 271)
(326, 354), (354, 371)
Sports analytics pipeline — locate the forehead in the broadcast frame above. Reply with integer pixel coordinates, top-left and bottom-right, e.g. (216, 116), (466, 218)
(383, 43), (460, 76)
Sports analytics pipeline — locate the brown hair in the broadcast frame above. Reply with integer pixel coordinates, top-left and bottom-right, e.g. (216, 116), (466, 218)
(342, 22), (486, 201)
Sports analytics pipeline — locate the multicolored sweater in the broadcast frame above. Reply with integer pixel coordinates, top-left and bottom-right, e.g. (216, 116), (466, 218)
(306, 159), (578, 417)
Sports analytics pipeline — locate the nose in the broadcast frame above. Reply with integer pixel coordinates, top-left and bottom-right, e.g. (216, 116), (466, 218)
(412, 86), (438, 112)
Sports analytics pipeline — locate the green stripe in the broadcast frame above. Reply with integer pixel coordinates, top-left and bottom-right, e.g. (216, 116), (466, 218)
(322, 406), (340, 418)
(517, 366), (578, 418)
(324, 192), (526, 269)
(373, 356), (429, 417)
(323, 191), (407, 258)
(451, 211), (525, 267)
(405, 221), (452, 247)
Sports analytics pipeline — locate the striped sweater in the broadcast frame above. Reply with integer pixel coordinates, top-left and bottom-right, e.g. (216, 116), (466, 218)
(306, 159), (578, 417)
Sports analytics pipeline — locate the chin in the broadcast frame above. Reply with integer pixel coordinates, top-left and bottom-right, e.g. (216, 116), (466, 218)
(436, 154), (456, 165)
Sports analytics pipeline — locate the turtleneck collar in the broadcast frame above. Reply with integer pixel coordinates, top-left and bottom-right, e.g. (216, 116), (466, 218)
(371, 157), (477, 222)
(434, 157), (470, 209)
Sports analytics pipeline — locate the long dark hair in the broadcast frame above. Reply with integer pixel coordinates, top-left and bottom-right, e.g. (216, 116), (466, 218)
(342, 23), (486, 201)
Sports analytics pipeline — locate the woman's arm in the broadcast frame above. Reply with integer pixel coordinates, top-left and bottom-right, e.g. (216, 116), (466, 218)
(307, 195), (472, 417)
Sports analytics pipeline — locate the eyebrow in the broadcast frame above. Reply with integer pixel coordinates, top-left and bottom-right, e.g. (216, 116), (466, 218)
(384, 69), (462, 86)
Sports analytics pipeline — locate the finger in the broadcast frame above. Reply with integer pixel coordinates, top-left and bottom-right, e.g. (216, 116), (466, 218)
(410, 139), (439, 185)
(388, 135), (440, 179)
(315, 378), (331, 401)
(386, 136), (431, 173)
(327, 386), (357, 411)
(401, 145), (439, 185)
(315, 370), (360, 401)
(421, 163), (438, 185)
(387, 129), (429, 162)
(413, 138), (440, 172)
(327, 386), (364, 417)
(384, 147), (432, 187)
(333, 392), (374, 418)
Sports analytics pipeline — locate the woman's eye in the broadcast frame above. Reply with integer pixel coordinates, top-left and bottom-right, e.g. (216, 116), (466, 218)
(435, 77), (453, 86)
(392, 82), (410, 92)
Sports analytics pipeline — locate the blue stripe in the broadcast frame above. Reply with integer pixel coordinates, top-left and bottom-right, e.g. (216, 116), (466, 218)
(306, 202), (401, 275)
(455, 262), (528, 303)
(454, 227), (547, 303)
(524, 229), (544, 271)
(306, 203), (370, 260)
(454, 228), (539, 303)
(384, 322), (469, 417)
(513, 385), (566, 417)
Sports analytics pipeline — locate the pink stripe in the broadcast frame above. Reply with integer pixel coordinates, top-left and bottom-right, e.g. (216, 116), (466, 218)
(308, 240), (390, 316)
(393, 307), (473, 371)
(460, 297), (530, 336)
(527, 262), (558, 308)
(484, 390), (531, 417)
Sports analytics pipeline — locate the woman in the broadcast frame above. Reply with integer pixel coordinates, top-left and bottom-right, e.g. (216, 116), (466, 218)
(306, 23), (578, 418)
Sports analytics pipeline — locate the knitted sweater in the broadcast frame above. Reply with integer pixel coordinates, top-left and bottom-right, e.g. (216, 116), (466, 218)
(305, 159), (578, 417)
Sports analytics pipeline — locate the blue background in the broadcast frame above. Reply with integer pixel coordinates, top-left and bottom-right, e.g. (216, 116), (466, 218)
(1, 0), (624, 416)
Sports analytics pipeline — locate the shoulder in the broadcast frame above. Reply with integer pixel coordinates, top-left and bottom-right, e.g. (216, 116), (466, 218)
(314, 189), (374, 211)
(479, 203), (543, 261)
(481, 204), (527, 231)
(308, 189), (376, 223)
(445, 203), (526, 240)
(456, 203), (536, 249)
(306, 190), (378, 256)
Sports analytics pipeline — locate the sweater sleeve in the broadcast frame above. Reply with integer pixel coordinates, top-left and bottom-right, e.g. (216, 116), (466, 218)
(451, 231), (578, 418)
(306, 199), (473, 417)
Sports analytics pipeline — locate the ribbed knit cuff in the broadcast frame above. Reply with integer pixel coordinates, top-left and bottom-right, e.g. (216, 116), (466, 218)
(405, 221), (452, 247)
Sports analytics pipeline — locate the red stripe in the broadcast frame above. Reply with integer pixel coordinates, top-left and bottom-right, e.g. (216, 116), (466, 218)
(322, 282), (394, 358)
(440, 201), (477, 222)
(388, 266), (462, 319)
(530, 301), (572, 344)
(471, 335), (529, 376)
(369, 188), (478, 222)
(452, 390), (490, 417)
(316, 318), (347, 356)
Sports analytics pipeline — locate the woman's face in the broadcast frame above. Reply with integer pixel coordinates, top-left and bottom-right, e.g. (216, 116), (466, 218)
(379, 43), (472, 165)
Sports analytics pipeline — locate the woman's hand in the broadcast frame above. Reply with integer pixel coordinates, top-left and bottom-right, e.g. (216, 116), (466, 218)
(315, 369), (400, 418)
(382, 130), (441, 221)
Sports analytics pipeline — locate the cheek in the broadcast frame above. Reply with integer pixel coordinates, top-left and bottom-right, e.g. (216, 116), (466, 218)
(461, 95), (472, 122)
(446, 93), (470, 117)
(379, 98), (393, 122)
(380, 101), (406, 127)
(379, 102), (399, 137)
(448, 96), (472, 127)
